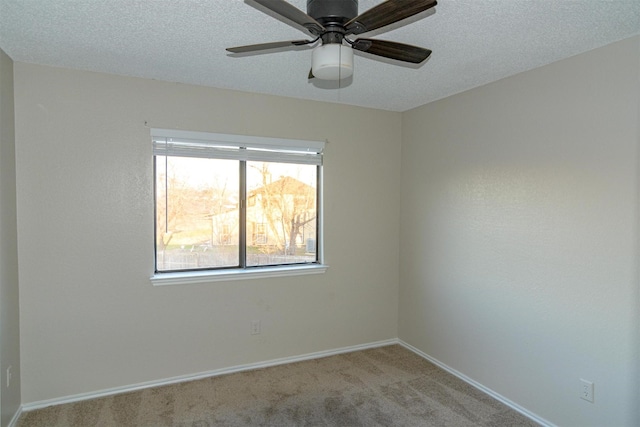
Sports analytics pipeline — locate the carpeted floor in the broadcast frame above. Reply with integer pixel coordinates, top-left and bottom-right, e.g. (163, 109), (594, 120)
(17, 345), (539, 426)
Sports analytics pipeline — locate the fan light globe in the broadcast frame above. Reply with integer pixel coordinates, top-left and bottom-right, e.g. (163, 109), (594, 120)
(311, 44), (354, 80)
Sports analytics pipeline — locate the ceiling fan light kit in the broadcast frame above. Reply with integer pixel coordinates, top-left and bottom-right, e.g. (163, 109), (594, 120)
(311, 44), (354, 80)
(227, 0), (437, 81)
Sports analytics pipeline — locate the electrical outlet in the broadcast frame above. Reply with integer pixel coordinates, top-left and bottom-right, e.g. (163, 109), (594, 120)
(251, 320), (261, 335)
(580, 378), (594, 403)
(6, 366), (12, 388)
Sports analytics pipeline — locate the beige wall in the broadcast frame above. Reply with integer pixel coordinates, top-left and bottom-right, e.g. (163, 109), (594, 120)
(0, 47), (21, 427)
(400, 36), (640, 426)
(14, 63), (402, 403)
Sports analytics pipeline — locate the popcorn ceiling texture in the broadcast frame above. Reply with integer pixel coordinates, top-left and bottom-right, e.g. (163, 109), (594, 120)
(0, 0), (638, 111)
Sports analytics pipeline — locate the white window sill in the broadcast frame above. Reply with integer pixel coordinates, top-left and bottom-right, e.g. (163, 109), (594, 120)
(151, 264), (328, 286)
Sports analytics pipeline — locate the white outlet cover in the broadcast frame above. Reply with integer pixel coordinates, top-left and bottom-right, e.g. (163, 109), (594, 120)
(580, 378), (594, 403)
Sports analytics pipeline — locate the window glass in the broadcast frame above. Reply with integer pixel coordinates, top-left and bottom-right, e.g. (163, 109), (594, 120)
(246, 161), (317, 267)
(155, 156), (240, 271)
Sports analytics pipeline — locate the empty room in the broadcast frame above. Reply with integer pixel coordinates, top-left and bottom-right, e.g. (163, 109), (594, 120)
(0, 1), (639, 426)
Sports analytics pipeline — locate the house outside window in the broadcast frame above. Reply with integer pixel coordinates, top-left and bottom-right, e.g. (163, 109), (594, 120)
(253, 223), (267, 245)
(220, 224), (231, 245)
(152, 129), (324, 276)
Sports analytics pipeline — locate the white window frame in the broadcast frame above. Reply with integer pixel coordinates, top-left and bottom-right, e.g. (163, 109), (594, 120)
(150, 128), (327, 286)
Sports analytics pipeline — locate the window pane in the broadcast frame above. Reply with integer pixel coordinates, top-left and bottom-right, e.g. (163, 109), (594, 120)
(246, 161), (318, 267)
(155, 156), (239, 271)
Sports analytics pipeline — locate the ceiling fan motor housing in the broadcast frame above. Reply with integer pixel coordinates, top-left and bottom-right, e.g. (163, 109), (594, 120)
(307, 0), (358, 25)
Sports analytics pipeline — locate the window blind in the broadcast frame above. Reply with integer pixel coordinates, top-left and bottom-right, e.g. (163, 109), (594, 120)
(151, 128), (324, 166)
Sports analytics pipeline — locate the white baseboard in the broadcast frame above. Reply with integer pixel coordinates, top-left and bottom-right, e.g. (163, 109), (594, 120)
(20, 338), (398, 412)
(398, 340), (556, 427)
(8, 406), (22, 427)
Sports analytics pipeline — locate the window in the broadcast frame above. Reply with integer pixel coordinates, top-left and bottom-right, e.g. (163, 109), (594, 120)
(253, 223), (267, 245)
(152, 129), (324, 280)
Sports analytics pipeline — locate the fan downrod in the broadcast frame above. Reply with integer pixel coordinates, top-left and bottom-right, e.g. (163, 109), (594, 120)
(306, 0), (358, 26)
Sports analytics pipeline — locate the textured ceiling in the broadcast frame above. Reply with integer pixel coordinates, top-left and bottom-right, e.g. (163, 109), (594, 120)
(0, 0), (638, 112)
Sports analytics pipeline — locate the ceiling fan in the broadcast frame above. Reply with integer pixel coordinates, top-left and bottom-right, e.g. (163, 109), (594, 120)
(227, 0), (437, 81)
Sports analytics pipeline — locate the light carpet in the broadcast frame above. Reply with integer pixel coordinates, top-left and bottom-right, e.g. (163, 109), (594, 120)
(17, 345), (539, 426)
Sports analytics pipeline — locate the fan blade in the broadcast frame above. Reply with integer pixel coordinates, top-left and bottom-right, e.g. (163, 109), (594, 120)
(227, 39), (313, 54)
(352, 39), (431, 63)
(345, 0), (437, 35)
(253, 0), (325, 35)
